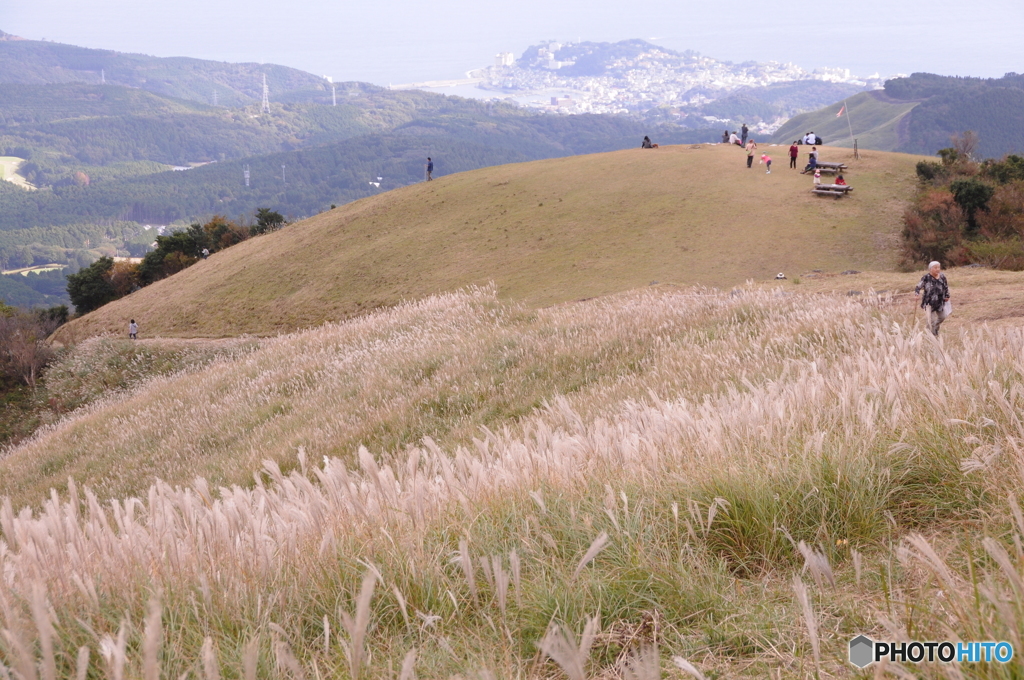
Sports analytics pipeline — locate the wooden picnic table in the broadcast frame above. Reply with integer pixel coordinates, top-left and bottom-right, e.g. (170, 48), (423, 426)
(802, 162), (847, 175)
(812, 183), (854, 199)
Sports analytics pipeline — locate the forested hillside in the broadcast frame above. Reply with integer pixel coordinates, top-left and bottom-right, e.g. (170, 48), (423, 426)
(0, 74), (713, 275)
(1, 111), (710, 232)
(772, 72), (1024, 158)
(0, 32), (722, 281)
(0, 33), (327, 106)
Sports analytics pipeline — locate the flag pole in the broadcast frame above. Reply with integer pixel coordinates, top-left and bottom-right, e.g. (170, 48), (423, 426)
(844, 99), (855, 145)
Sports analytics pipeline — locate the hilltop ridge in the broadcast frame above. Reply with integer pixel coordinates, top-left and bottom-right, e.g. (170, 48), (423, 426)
(56, 143), (923, 340)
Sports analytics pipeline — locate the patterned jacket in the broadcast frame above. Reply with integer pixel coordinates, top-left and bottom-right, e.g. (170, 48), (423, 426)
(915, 272), (949, 311)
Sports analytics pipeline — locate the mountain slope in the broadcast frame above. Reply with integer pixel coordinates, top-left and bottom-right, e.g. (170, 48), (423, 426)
(0, 33), (327, 106)
(55, 143), (924, 340)
(773, 73), (1024, 157)
(771, 90), (920, 149)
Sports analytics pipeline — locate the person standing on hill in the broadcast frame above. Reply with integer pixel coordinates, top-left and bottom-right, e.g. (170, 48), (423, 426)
(789, 142), (799, 169)
(426, 157), (434, 181)
(915, 261), (951, 336)
(745, 139), (757, 168)
(760, 153), (772, 174)
(129, 319), (138, 340)
(741, 124), (749, 146)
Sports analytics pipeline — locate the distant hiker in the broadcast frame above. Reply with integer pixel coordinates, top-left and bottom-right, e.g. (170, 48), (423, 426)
(722, 129), (730, 143)
(813, 169), (822, 185)
(789, 142), (799, 169)
(729, 131), (742, 146)
(745, 139), (757, 168)
(741, 124), (749, 145)
(129, 319), (138, 340)
(201, 247), (210, 259)
(426, 157), (433, 181)
(835, 174), (847, 186)
(760, 153), (772, 174)
(641, 136), (658, 148)
(915, 261), (951, 336)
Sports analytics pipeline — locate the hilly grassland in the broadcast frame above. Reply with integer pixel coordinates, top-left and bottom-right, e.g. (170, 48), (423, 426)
(4, 285), (1024, 678)
(772, 90), (920, 150)
(56, 143), (923, 340)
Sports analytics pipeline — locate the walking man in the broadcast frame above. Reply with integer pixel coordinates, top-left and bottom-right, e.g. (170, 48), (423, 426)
(789, 141), (799, 169)
(129, 319), (138, 340)
(915, 261), (951, 336)
(745, 139), (757, 168)
(426, 157), (433, 181)
(741, 123), (749, 146)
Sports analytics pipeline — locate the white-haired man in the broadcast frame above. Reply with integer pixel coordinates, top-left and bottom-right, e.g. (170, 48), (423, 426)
(914, 261), (951, 336)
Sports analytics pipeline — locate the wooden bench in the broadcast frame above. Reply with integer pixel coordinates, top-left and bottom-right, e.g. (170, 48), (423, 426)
(812, 184), (854, 198)
(816, 161), (848, 170)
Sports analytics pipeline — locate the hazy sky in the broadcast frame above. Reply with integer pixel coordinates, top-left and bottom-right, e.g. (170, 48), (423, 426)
(5, 0), (1023, 85)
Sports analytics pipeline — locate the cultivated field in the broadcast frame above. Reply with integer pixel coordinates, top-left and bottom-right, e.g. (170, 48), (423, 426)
(54, 143), (924, 340)
(4, 285), (1024, 678)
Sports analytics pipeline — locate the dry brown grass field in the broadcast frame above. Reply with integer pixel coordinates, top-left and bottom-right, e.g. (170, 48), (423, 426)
(9, 147), (1024, 679)
(55, 143), (922, 340)
(6, 281), (1024, 678)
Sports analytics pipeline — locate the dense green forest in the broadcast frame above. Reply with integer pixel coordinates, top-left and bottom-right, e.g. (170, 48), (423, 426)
(0, 269), (69, 307)
(887, 73), (1024, 159)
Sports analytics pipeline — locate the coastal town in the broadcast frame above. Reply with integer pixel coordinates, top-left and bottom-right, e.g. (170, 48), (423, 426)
(467, 40), (895, 134)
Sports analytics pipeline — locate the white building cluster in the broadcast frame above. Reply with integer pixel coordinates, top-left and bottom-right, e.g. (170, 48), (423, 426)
(479, 41), (892, 129)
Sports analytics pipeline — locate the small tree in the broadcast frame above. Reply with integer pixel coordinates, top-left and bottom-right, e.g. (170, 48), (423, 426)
(950, 179), (996, 234)
(951, 131), (979, 162)
(108, 260), (141, 297)
(0, 308), (64, 388)
(203, 215), (249, 251)
(138, 230), (202, 284)
(66, 256), (117, 314)
(251, 208), (285, 235)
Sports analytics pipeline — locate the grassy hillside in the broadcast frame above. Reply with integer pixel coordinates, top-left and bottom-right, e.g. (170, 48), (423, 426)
(774, 73), (1024, 157)
(55, 143), (923, 339)
(771, 90), (919, 149)
(4, 284), (1024, 677)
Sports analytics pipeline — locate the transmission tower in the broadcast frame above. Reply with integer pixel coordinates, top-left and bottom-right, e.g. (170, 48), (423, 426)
(332, 83), (337, 106)
(213, 90), (218, 107)
(281, 164), (286, 184)
(244, 164), (250, 187)
(261, 74), (270, 114)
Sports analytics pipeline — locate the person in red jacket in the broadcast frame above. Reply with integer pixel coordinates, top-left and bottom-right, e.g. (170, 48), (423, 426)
(789, 142), (799, 169)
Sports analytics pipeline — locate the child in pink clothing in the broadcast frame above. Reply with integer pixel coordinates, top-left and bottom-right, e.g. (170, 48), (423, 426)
(760, 154), (772, 174)
(813, 169), (822, 185)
